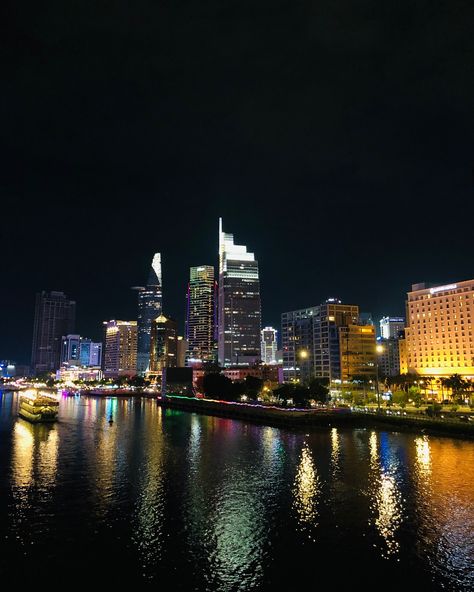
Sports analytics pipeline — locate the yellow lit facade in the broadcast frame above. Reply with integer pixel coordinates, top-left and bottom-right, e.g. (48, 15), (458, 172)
(339, 324), (376, 381)
(103, 320), (137, 378)
(405, 280), (474, 377)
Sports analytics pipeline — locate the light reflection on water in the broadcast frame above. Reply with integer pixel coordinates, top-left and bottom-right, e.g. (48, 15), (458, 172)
(0, 391), (474, 590)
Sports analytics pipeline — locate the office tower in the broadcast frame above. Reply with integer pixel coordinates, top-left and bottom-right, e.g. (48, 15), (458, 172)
(61, 334), (81, 365)
(281, 307), (317, 383)
(31, 291), (76, 374)
(79, 339), (102, 367)
(149, 314), (177, 372)
(218, 218), (262, 367)
(103, 320), (137, 378)
(61, 335), (102, 367)
(376, 336), (402, 377)
(185, 265), (217, 364)
(134, 253), (163, 375)
(339, 324), (377, 382)
(177, 336), (188, 367)
(405, 280), (474, 376)
(380, 316), (405, 339)
(261, 326), (278, 365)
(281, 299), (359, 383)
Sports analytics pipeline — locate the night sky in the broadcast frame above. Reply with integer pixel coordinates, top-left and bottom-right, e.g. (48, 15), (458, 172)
(2, 1), (473, 363)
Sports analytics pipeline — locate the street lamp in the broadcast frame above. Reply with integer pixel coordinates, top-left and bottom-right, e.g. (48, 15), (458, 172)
(375, 344), (384, 412)
(296, 349), (309, 384)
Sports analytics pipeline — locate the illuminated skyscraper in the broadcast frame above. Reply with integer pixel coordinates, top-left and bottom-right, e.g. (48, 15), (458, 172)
(134, 253), (162, 375)
(261, 326), (278, 364)
(31, 291), (76, 374)
(218, 218), (261, 367)
(185, 265), (217, 365)
(149, 314), (177, 372)
(103, 320), (137, 378)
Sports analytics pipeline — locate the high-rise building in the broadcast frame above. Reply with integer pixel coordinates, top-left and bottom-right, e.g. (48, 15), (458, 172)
(404, 280), (474, 376)
(61, 334), (81, 365)
(31, 291), (76, 374)
(61, 335), (102, 367)
(380, 316), (405, 339)
(177, 336), (188, 367)
(376, 337), (402, 377)
(134, 253), (163, 375)
(339, 324), (376, 381)
(281, 307), (317, 383)
(281, 299), (359, 383)
(79, 338), (102, 367)
(218, 218), (262, 367)
(261, 326), (278, 365)
(149, 314), (178, 373)
(185, 265), (217, 365)
(103, 320), (137, 378)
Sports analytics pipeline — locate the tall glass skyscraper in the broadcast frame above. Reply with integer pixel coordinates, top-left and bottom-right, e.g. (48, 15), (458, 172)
(186, 265), (217, 365)
(134, 253), (162, 375)
(31, 291), (76, 374)
(218, 218), (261, 367)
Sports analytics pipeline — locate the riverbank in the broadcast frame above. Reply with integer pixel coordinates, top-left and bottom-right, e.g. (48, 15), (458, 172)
(156, 395), (474, 439)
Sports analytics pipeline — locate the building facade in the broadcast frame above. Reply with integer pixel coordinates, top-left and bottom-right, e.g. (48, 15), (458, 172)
(339, 324), (377, 382)
(31, 291), (76, 374)
(185, 265), (217, 364)
(281, 300), (359, 383)
(261, 326), (278, 365)
(61, 334), (81, 365)
(380, 316), (405, 339)
(404, 280), (474, 376)
(79, 339), (102, 367)
(103, 320), (137, 378)
(218, 219), (262, 367)
(149, 314), (177, 373)
(61, 335), (102, 367)
(376, 337), (401, 377)
(134, 253), (163, 375)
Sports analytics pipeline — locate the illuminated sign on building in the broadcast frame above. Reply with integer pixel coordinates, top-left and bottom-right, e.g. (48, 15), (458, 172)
(429, 284), (457, 294)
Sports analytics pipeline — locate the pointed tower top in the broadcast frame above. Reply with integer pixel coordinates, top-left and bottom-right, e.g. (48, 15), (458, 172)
(148, 253), (162, 286)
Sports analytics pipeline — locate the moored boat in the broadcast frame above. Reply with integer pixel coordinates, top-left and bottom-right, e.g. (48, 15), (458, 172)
(18, 390), (59, 423)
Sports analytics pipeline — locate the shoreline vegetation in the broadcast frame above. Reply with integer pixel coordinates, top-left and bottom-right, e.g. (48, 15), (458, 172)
(155, 394), (474, 439)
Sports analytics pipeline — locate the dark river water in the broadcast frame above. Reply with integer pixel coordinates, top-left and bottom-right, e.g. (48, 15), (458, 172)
(1, 391), (473, 590)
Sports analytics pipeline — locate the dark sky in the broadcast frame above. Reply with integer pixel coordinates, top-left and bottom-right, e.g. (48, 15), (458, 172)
(1, 0), (473, 363)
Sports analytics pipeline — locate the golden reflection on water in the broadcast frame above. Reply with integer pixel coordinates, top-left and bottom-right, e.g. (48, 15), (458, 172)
(368, 431), (403, 559)
(133, 403), (166, 580)
(415, 436), (431, 477)
(415, 438), (474, 586)
(293, 443), (320, 532)
(330, 427), (340, 475)
(12, 421), (58, 489)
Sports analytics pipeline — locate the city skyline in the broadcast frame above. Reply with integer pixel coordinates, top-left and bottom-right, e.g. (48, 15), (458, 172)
(2, 2), (473, 364)
(3, 233), (474, 364)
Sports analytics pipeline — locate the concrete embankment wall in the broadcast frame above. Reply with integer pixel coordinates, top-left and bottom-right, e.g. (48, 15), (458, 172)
(156, 396), (474, 439)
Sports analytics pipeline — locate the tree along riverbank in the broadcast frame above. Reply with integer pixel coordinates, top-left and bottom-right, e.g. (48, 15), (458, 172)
(156, 395), (474, 439)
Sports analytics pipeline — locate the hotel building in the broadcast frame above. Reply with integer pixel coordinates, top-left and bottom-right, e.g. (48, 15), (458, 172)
(404, 280), (474, 376)
(103, 320), (137, 378)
